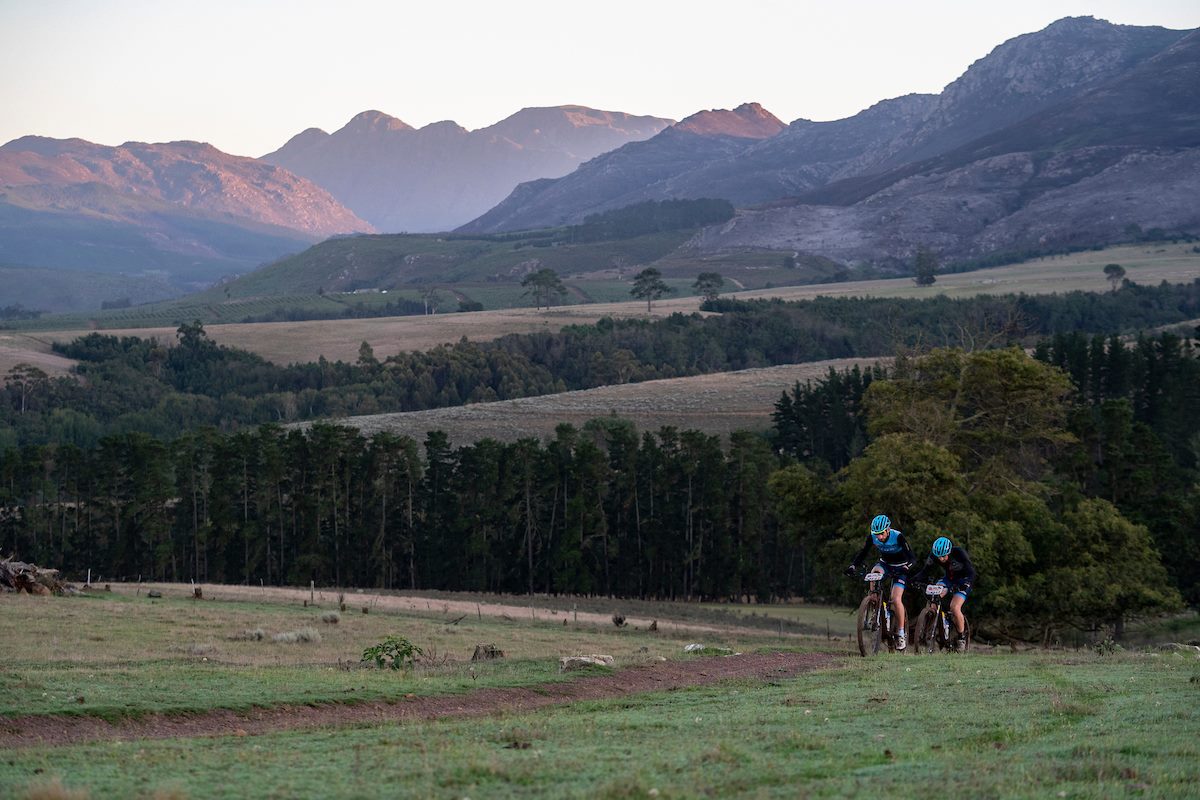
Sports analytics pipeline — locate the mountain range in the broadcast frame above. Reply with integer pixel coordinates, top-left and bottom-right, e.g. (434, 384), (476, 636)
(261, 106), (673, 232)
(0, 138), (371, 297)
(2, 15), (1198, 314)
(464, 16), (1200, 271)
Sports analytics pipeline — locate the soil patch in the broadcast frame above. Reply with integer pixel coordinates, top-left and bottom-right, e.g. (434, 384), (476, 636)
(0, 651), (832, 749)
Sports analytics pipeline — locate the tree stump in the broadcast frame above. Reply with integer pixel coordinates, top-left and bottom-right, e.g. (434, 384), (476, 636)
(471, 644), (505, 661)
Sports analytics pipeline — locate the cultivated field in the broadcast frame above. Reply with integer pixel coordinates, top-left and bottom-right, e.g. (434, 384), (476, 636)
(5, 242), (1197, 371)
(310, 358), (880, 445)
(0, 340), (76, 378)
(1, 586), (1196, 799)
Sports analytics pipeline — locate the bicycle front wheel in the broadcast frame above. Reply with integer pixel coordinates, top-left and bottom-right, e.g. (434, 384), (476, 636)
(913, 607), (936, 654)
(856, 595), (881, 657)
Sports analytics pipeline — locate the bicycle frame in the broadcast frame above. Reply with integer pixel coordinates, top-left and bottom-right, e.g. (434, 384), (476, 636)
(915, 583), (969, 653)
(856, 571), (898, 656)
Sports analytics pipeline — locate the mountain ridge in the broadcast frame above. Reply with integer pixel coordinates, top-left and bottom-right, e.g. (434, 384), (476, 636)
(461, 16), (1192, 236)
(261, 105), (674, 232)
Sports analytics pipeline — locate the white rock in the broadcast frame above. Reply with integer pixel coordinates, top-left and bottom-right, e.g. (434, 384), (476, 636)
(559, 654), (615, 671)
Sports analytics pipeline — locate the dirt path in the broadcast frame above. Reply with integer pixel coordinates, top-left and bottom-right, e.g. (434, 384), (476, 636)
(0, 652), (833, 749)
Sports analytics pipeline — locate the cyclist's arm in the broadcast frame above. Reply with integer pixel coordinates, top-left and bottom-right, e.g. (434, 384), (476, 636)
(910, 554), (933, 584)
(954, 546), (978, 584)
(849, 534), (873, 569)
(895, 532), (915, 564)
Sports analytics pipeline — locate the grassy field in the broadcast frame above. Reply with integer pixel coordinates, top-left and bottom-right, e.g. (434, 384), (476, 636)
(316, 358), (880, 445)
(1, 585), (1196, 798)
(0, 587), (803, 721)
(4, 241), (1194, 371)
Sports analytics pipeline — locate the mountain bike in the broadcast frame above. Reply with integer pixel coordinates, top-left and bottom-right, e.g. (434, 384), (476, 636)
(854, 570), (900, 656)
(912, 582), (971, 654)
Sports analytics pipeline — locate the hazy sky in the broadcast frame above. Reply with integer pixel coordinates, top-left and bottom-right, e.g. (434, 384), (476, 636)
(2, 0), (1197, 158)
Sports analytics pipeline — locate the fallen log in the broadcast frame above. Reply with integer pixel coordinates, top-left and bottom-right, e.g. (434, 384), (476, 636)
(0, 556), (72, 595)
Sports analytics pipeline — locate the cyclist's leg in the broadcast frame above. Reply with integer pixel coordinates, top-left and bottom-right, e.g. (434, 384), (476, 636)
(950, 582), (969, 652)
(949, 593), (966, 633)
(949, 581), (971, 640)
(889, 564), (910, 646)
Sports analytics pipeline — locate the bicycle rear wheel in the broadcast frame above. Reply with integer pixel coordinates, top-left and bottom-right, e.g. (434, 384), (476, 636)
(856, 595), (881, 657)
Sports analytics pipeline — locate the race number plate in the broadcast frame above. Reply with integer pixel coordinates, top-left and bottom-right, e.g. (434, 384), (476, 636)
(864, 572), (884, 582)
(926, 585), (946, 596)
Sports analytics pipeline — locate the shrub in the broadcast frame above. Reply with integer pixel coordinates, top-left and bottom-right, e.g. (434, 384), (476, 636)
(362, 635), (423, 670)
(228, 628), (266, 641)
(273, 628), (321, 644)
(321, 612), (341, 624)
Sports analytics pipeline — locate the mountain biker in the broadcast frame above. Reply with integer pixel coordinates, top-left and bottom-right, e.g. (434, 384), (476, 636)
(911, 536), (976, 651)
(844, 514), (914, 650)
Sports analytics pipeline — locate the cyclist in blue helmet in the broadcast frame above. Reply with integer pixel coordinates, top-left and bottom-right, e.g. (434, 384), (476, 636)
(845, 514), (915, 650)
(911, 535), (977, 651)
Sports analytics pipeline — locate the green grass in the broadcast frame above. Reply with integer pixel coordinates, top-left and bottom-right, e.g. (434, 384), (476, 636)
(4, 652), (1196, 798)
(697, 601), (858, 637)
(0, 591), (775, 721)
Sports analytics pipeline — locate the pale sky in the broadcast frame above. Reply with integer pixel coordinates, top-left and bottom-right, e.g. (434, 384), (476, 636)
(2, 0), (1197, 158)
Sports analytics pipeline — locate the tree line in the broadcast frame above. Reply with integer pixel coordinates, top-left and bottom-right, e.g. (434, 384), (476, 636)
(0, 420), (798, 603)
(3, 280), (1198, 451)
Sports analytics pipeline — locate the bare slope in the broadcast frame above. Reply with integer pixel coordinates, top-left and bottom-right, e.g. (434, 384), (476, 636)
(301, 359), (882, 445)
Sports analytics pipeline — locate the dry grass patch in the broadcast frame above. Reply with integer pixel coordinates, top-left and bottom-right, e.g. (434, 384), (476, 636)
(318, 358), (880, 445)
(0, 334), (78, 378)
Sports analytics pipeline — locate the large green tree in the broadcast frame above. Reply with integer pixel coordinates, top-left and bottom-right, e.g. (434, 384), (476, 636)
(692, 272), (725, 302)
(520, 268), (568, 310)
(630, 268), (672, 312)
(866, 348), (1075, 491)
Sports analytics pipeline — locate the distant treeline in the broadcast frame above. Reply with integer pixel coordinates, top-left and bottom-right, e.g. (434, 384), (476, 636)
(0, 304), (44, 322)
(0, 280), (1197, 450)
(0, 420), (799, 602)
(237, 297), (428, 323)
(451, 199), (736, 247)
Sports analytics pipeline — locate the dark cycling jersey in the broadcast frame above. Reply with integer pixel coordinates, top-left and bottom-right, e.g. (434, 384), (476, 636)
(851, 529), (914, 569)
(912, 545), (977, 586)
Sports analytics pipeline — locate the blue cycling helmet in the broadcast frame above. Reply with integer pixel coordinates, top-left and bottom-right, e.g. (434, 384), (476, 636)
(932, 537), (952, 557)
(870, 515), (891, 534)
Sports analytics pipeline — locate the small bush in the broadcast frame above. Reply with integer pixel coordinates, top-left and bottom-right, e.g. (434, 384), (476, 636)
(227, 628), (266, 641)
(273, 628), (321, 644)
(321, 612), (341, 624)
(363, 635), (423, 670)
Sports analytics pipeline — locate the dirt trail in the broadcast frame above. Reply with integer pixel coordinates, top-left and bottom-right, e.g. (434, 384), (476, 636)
(0, 652), (832, 749)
